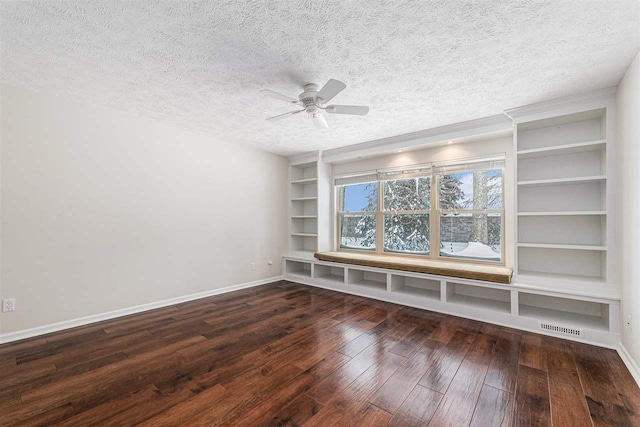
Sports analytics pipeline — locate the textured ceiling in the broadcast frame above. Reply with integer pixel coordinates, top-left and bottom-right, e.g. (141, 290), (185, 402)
(1, 1), (639, 156)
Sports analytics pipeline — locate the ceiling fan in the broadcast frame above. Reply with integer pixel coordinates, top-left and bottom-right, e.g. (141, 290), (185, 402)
(260, 79), (369, 129)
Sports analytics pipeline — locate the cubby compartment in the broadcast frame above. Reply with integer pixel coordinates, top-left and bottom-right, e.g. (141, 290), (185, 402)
(389, 275), (440, 300)
(518, 247), (606, 281)
(518, 215), (606, 247)
(346, 269), (387, 291)
(516, 109), (605, 151)
(291, 198), (318, 217)
(446, 282), (511, 313)
(291, 217), (317, 235)
(290, 235), (318, 252)
(291, 181), (318, 199)
(517, 148), (605, 182)
(290, 162), (318, 182)
(313, 264), (345, 284)
(519, 292), (609, 331)
(518, 181), (605, 213)
(285, 260), (312, 278)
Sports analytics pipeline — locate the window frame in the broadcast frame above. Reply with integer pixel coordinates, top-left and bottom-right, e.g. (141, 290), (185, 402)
(335, 164), (506, 266)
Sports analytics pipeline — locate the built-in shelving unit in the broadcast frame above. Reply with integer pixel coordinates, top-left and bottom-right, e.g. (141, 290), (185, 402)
(288, 155), (332, 255)
(289, 161), (319, 253)
(515, 108), (612, 287)
(282, 255), (620, 347)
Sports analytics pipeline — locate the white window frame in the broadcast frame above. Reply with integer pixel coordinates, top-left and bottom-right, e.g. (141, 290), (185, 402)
(335, 156), (506, 265)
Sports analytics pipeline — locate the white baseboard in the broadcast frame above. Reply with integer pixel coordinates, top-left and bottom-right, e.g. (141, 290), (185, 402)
(0, 276), (283, 345)
(618, 343), (640, 388)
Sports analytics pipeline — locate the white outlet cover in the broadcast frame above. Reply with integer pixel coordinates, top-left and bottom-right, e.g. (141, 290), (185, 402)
(2, 298), (16, 312)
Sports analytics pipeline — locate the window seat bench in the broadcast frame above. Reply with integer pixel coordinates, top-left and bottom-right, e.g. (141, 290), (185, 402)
(314, 251), (513, 284)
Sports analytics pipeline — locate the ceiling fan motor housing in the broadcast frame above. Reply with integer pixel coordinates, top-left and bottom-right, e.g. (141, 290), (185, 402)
(300, 83), (321, 114)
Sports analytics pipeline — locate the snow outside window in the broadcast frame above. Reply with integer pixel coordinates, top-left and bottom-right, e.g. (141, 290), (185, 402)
(335, 158), (504, 264)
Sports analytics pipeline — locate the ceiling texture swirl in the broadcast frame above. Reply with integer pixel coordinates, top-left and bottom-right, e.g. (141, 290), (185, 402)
(1, 1), (639, 155)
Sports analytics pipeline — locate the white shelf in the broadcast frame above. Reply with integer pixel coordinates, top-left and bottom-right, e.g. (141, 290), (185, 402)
(291, 215), (318, 219)
(517, 175), (606, 187)
(291, 197), (318, 201)
(350, 279), (387, 291)
(291, 178), (318, 184)
(516, 269), (607, 286)
(291, 233), (318, 237)
(517, 243), (606, 251)
(394, 286), (440, 300)
(517, 139), (606, 159)
(518, 211), (606, 216)
(519, 304), (608, 331)
(447, 294), (511, 314)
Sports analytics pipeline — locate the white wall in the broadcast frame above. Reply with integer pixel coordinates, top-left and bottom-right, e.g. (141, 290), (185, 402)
(0, 85), (288, 335)
(617, 51), (640, 367)
(331, 136), (514, 267)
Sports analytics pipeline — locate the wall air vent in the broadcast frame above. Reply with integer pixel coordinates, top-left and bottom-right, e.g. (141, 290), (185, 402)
(538, 321), (584, 338)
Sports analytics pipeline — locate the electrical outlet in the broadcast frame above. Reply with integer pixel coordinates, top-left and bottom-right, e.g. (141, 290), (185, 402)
(250, 262), (256, 271)
(2, 298), (15, 313)
(267, 260), (273, 268)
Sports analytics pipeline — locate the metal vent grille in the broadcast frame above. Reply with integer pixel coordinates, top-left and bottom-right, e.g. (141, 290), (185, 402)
(538, 321), (584, 337)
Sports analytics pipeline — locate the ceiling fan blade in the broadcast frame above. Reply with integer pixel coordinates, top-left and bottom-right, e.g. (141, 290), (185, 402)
(266, 110), (304, 121)
(325, 105), (369, 116)
(315, 79), (346, 103)
(260, 89), (300, 104)
(311, 114), (329, 129)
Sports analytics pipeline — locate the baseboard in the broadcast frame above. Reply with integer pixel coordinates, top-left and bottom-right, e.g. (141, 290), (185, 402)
(0, 275), (283, 345)
(618, 343), (640, 388)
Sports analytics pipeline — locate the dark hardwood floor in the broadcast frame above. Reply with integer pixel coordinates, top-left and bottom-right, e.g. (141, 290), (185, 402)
(1, 281), (638, 426)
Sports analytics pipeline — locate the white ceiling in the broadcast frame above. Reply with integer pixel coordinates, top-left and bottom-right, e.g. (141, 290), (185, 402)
(1, 1), (638, 156)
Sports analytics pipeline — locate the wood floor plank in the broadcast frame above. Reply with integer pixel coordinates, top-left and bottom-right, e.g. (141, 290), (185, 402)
(484, 329), (521, 392)
(545, 337), (592, 427)
(469, 384), (514, 427)
(0, 281), (637, 426)
(427, 359), (488, 426)
(266, 394), (322, 426)
(514, 365), (551, 427)
(574, 342), (631, 426)
(597, 347), (640, 426)
(369, 338), (442, 413)
(519, 333), (547, 372)
(388, 384), (443, 426)
(418, 330), (475, 393)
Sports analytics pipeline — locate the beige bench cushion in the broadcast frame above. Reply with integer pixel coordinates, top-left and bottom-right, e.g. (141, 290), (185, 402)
(314, 251), (513, 284)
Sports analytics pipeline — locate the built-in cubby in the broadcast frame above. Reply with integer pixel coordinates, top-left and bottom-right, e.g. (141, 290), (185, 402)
(346, 269), (387, 291)
(282, 255), (620, 347)
(446, 282), (511, 313)
(290, 235), (318, 252)
(518, 215), (606, 247)
(313, 264), (345, 284)
(389, 274), (440, 300)
(519, 292), (609, 331)
(518, 246), (606, 281)
(285, 260), (312, 278)
(517, 181), (606, 213)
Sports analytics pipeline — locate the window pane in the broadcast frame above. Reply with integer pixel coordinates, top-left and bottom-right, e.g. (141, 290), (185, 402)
(339, 183), (377, 212)
(383, 177), (430, 211)
(339, 214), (376, 250)
(439, 169), (502, 209)
(439, 213), (501, 261)
(383, 214), (430, 255)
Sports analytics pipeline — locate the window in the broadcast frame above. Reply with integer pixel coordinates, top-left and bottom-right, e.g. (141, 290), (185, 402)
(437, 168), (503, 261)
(337, 182), (377, 251)
(336, 157), (504, 263)
(383, 177), (431, 255)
